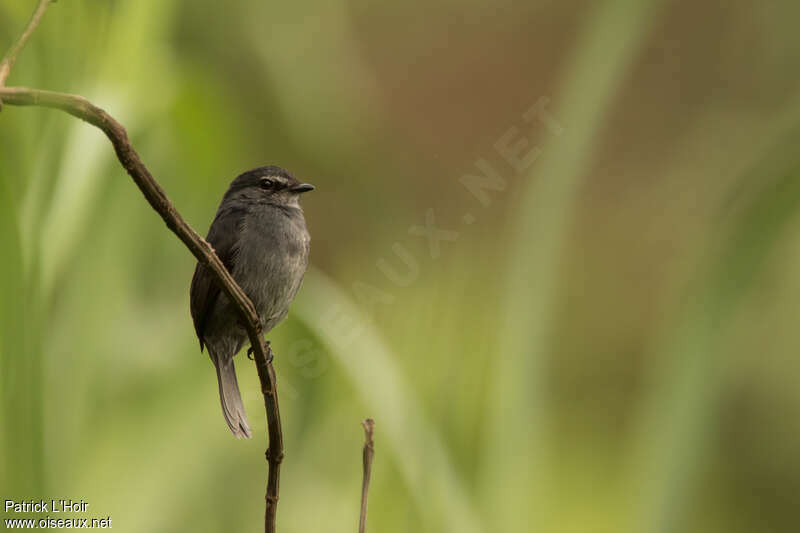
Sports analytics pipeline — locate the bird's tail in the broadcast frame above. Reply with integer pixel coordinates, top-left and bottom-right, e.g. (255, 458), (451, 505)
(213, 355), (252, 439)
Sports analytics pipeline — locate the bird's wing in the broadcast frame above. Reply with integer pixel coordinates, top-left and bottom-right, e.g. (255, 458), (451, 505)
(189, 204), (247, 351)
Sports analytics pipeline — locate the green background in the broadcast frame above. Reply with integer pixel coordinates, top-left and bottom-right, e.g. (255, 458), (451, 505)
(2, 0), (800, 531)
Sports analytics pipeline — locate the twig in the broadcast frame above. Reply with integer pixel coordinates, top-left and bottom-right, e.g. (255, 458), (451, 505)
(359, 419), (375, 533)
(0, 0), (54, 90)
(255, 343), (284, 532)
(0, 88), (284, 532)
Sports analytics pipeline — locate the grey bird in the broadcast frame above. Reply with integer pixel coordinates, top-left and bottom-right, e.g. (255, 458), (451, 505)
(190, 166), (313, 438)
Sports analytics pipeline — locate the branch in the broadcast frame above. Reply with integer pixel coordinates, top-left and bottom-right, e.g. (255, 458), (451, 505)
(359, 419), (375, 533)
(0, 0), (54, 89)
(0, 85), (284, 532)
(256, 343), (284, 532)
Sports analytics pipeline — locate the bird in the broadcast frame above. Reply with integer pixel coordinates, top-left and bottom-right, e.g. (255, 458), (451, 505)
(190, 166), (313, 438)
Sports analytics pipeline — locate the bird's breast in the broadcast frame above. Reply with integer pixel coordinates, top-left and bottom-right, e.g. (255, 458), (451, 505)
(233, 207), (309, 329)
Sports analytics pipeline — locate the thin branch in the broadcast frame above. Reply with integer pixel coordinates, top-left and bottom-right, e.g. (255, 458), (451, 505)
(0, 0), (54, 89)
(0, 84), (284, 533)
(255, 343), (284, 532)
(359, 418), (375, 533)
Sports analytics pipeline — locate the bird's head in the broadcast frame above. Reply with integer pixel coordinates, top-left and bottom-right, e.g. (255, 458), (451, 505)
(224, 165), (314, 207)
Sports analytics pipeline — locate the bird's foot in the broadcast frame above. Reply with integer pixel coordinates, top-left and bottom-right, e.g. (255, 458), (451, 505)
(266, 340), (274, 364)
(247, 340), (273, 363)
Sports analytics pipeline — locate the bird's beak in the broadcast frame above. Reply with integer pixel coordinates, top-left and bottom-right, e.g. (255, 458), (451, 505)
(290, 183), (315, 194)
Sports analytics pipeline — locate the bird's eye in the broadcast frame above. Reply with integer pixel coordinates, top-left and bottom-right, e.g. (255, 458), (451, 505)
(259, 178), (275, 189)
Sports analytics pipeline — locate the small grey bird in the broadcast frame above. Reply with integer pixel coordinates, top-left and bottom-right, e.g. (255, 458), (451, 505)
(190, 166), (313, 438)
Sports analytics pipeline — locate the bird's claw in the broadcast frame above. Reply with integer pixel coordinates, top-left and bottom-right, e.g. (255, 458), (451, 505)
(247, 340), (274, 363)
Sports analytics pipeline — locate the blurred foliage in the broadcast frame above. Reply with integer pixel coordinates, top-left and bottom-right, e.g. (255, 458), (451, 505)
(2, 0), (800, 532)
